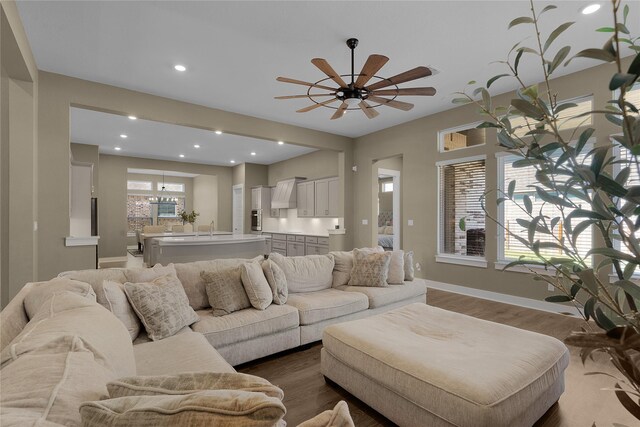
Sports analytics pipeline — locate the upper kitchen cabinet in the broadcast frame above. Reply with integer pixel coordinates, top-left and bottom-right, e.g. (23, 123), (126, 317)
(269, 187), (285, 218)
(315, 177), (339, 217)
(297, 181), (315, 218)
(251, 186), (270, 210)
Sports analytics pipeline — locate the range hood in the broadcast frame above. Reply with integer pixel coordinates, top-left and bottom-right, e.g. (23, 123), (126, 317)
(271, 177), (305, 209)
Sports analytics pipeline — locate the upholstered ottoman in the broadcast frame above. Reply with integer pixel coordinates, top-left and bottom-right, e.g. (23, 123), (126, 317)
(321, 303), (569, 427)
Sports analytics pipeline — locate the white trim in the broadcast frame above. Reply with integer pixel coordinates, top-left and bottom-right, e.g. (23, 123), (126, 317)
(378, 167), (401, 251)
(435, 154), (486, 167)
(435, 254), (488, 268)
(437, 121), (484, 153)
(65, 236), (99, 247)
(494, 260), (558, 276)
(232, 184), (244, 234)
(425, 279), (581, 316)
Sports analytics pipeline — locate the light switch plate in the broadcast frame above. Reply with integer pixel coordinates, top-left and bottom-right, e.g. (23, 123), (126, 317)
(33, 221), (38, 232)
(548, 283), (555, 292)
(408, 219), (414, 226)
(362, 219), (368, 225)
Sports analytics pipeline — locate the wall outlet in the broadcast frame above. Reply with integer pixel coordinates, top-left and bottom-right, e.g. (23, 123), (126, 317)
(408, 219), (414, 226)
(547, 283), (554, 292)
(362, 219), (368, 225)
(415, 262), (422, 272)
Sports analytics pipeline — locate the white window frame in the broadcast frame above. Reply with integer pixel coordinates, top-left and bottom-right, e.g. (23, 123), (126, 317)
(380, 181), (393, 193)
(127, 180), (153, 191)
(435, 154), (488, 268)
(495, 137), (596, 273)
(437, 121), (484, 153)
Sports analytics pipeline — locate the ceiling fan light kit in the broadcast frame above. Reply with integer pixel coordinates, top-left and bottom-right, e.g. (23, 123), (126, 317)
(276, 37), (436, 120)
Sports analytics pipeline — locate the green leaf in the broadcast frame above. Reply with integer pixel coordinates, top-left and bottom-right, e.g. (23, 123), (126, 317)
(459, 217), (466, 231)
(566, 48), (616, 66)
(523, 195), (533, 214)
(477, 121), (500, 128)
(584, 297), (596, 321)
(603, 37), (616, 57)
(596, 27), (615, 33)
(614, 280), (640, 302)
(498, 131), (517, 149)
(507, 180), (516, 198)
(548, 46), (571, 74)
(587, 248), (639, 263)
(544, 22), (574, 53)
(624, 4), (629, 23)
(545, 295), (572, 303)
(535, 187), (574, 208)
(539, 5), (557, 15)
(623, 262), (637, 280)
(511, 99), (543, 119)
(452, 97), (471, 104)
(609, 73), (637, 91)
(487, 74), (510, 88)
(577, 269), (599, 294)
(595, 307), (617, 330)
(627, 52), (640, 77)
(468, 80), (477, 85)
(554, 102), (578, 115)
(514, 49), (524, 75)
(615, 167), (630, 186)
(571, 220), (596, 245)
(496, 197), (507, 205)
(570, 283), (581, 297)
(590, 146), (609, 177)
(596, 174), (628, 198)
(576, 128), (595, 154)
(508, 16), (534, 29)
(481, 88), (491, 111)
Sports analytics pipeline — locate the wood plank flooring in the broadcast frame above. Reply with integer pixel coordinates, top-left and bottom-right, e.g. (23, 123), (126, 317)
(238, 289), (636, 426)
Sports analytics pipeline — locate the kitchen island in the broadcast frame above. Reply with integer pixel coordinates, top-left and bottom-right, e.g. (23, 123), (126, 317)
(147, 234), (268, 266)
(140, 231), (232, 265)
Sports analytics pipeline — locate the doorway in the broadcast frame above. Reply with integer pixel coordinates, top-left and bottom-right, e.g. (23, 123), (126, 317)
(372, 156), (402, 251)
(232, 184), (244, 234)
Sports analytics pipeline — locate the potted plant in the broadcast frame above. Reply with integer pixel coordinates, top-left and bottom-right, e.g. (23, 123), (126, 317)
(179, 210), (199, 232)
(454, 0), (639, 421)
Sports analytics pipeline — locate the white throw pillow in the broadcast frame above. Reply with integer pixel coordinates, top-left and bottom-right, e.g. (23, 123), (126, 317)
(101, 280), (142, 341)
(269, 253), (334, 293)
(240, 261), (272, 310)
(387, 250), (405, 284)
(23, 278), (96, 320)
(262, 259), (288, 304)
(404, 251), (415, 281)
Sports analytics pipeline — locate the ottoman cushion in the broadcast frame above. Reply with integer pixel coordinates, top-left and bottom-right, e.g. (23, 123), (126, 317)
(322, 303), (569, 427)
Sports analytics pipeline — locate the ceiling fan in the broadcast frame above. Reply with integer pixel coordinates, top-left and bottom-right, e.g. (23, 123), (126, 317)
(275, 38), (436, 120)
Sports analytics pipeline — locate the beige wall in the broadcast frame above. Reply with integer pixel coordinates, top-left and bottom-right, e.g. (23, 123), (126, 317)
(353, 60), (623, 301)
(70, 143), (99, 196)
(1, 1), (38, 307)
(193, 174), (218, 229)
(35, 71), (352, 280)
(267, 150), (339, 186)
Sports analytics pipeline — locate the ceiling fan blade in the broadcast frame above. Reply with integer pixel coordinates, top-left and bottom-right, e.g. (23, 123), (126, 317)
(354, 54), (389, 88)
(367, 95), (414, 111)
(358, 100), (379, 119)
(370, 87), (436, 97)
(365, 66), (432, 91)
(311, 58), (348, 88)
(331, 102), (348, 120)
(296, 98), (339, 113)
(276, 77), (337, 92)
(274, 94), (336, 99)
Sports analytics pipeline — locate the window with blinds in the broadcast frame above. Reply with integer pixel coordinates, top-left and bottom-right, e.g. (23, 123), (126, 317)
(439, 159), (486, 257)
(614, 145), (639, 264)
(127, 180), (152, 191)
(500, 153), (592, 265)
(510, 95), (593, 138)
(157, 182), (185, 192)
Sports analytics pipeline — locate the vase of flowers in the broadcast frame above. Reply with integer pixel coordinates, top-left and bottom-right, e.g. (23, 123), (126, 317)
(179, 210), (199, 232)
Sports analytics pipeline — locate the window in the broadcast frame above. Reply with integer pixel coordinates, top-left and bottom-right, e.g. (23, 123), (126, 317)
(498, 149), (593, 266)
(157, 182), (184, 192)
(510, 95), (593, 138)
(613, 143), (639, 267)
(127, 194), (152, 232)
(438, 157), (486, 260)
(157, 197), (185, 218)
(127, 180), (152, 191)
(439, 122), (486, 152)
(381, 181), (393, 192)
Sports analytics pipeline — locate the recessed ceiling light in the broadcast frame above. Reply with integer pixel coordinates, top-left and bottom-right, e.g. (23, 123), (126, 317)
(120, 134), (127, 139)
(128, 115), (137, 120)
(179, 154), (185, 158)
(581, 3), (601, 14)
(250, 152), (256, 156)
(277, 141), (284, 145)
(114, 146), (122, 151)
(215, 130), (223, 135)
(193, 144), (200, 148)
(230, 160), (236, 164)
(174, 64), (187, 72)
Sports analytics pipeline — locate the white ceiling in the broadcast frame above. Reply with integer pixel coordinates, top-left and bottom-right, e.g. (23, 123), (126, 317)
(70, 107), (316, 166)
(18, 1), (638, 138)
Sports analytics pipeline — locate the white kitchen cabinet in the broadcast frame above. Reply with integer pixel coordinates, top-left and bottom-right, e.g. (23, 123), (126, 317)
(297, 181), (315, 217)
(269, 187), (285, 218)
(287, 241), (305, 256)
(251, 187), (270, 210)
(315, 177), (339, 217)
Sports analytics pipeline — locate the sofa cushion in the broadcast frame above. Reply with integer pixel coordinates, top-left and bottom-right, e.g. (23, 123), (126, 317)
(202, 267), (252, 316)
(23, 278), (96, 319)
(192, 304), (299, 348)
(330, 247), (383, 288)
(337, 280), (427, 309)
(404, 251), (415, 281)
(348, 249), (391, 288)
(269, 252), (335, 293)
(0, 343), (114, 427)
(58, 268), (127, 306)
(387, 250), (405, 284)
(262, 259), (288, 304)
(101, 280), (142, 341)
(286, 289), (369, 325)
(241, 261), (273, 310)
(1, 291), (136, 378)
(174, 257), (264, 310)
(108, 372), (283, 400)
(125, 274), (199, 341)
(79, 390), (286, 427)
(126, 263), (178, 283)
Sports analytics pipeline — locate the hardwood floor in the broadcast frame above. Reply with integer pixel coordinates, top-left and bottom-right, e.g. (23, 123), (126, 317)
(238, 289), (636, 426)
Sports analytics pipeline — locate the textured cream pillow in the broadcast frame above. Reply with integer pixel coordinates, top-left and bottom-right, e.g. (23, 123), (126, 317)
(126, 263), (178, 283)
(404, 251), (415, 281)
(348, 249), (391, 287)
(262, 259), (288, 304)
(240, 261), (272, 310)
(269, 252), (335, 293)
(124, 275), (199, 341)
(387, 250), (405, 284)
(330, 247), (384, 287)
(298, 401), (355, 427)
(107, 372), (284, 400)
(101, 280), (142, 341)
(23, 277), (96, 319)
(79, 390), (286, 427)
(201, 267), (251, 316)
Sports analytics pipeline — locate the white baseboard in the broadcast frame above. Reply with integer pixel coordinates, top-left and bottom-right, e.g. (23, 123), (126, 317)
(424, 280), (582, 317)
